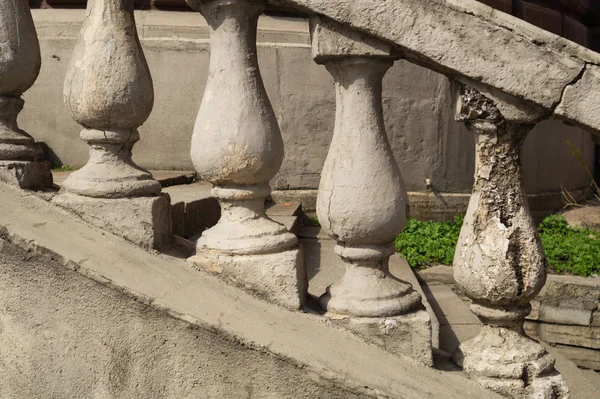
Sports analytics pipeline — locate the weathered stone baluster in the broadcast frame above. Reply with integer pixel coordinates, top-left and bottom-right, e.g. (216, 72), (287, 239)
(452, 84), (568, 398)
(310, 17), (429, 364)
(0, 0), (52, 189)
(186, 0), (306, 310)
(55, 0), (171, 249)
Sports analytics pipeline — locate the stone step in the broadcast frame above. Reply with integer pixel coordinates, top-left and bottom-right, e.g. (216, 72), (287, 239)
(52, 171), (301, 239)
(0, 183), (500, 399)
(302, 237), (440, 351)
(163, 181), (302, 239)
(51, 169), (196, 188)
(420, 277), (600, 398)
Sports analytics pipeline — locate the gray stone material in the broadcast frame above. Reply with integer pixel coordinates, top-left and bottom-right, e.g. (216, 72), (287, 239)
(187, 0), (305, 309)
(0, 239), (369, 399)
(55, 1), (171, 249)
(538, 304), (593, 327)
(53, 193), (172, 250)
(0, 183), (502, 399)
(554, 345), (600, 372)
(452, 85), (567, 397)
(555, 64), (600, 133)
(327, 310), (433, 367)
(311, 17), (422, 319)
(538, 324), (600, 350)
(61, 0), (160, 198)
(0, 1), (51, 189)
(0, 160), (52, 190)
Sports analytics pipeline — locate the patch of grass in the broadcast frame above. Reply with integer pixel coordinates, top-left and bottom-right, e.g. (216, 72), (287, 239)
(539, 215), (600, 277)
(394, 215), (463, 269)
(52, 165), (75, 172)
(394, 214), (599, 277)
(310, 215), (321, 227)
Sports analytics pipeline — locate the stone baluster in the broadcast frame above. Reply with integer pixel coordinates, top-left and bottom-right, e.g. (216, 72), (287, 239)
(0, 0), (52, 189)
(186, 0), (306, 310)
(310, 17), (430, 364)
(452, 84), (568, 398)
(54, 0), (171, 249)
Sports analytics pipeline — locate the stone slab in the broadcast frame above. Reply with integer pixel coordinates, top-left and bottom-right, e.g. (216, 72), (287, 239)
(538, 323), (600, 350)
(271, 190), (319, 212)
(560, 199), (600, 231)
(52, 169), (195, 189)
(189, 246), (307, 311)
(554, 344), (600, 372)
(0, 160), (52, 190)
(52, 192), (172, 250)
(265, 201), (302, 217)
(539, 304), (593, 326)
(555, 64), (600, 136)
(327, 310), (433, 367)
(416, 264), (455, 285)
(284, 0), (590, 113)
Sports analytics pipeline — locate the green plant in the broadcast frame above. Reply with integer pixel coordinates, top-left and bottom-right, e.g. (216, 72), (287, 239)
(310, 215), (321, 227)
(52, 165), (75, 172)
(539, 215), (600, 277)
(565, 140), (600, 202)
(394, 215), (463, 269)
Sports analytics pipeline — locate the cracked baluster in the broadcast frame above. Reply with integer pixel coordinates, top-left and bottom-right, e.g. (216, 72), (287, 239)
(0, 0), (52, 188)
(61, 0), (160, 198)
(311, 17), (422, 318)
(452, 84), (568, 398)
(55, 0), (171, 250)
(186, 0), (306, 310)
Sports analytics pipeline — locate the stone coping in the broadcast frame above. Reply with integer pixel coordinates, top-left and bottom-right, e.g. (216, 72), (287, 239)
(277, 0), (600, 133)
(32, 9), (310, 46)
(0, 183), (499, 399)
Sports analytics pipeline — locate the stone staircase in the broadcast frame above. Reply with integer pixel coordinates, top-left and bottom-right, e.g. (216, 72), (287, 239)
(58, 169), (600, 392)
(0, 182), (499, 398)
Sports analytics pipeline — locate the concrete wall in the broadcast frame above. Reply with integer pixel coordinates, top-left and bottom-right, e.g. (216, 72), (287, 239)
(0, 239), (367, 399)
(24, 10), (595, 195)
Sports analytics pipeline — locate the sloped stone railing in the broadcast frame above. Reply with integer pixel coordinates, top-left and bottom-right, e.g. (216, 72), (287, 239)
(5, 0), (600, 397)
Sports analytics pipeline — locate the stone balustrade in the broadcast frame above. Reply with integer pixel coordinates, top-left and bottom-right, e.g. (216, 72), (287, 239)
(185, 0), (307, 311)
(451, 84), (569, 397)
(52, 0), (172, 250)
(0, 0), (52, 189)
(6, 0), (600, 397)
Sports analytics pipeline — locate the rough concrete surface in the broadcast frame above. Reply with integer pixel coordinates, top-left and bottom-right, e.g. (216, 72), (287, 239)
(24, 10), (596, 214)
(0, 239), (366, 399)
(0, 183), (501, 398)
(53, 192), (172, 250)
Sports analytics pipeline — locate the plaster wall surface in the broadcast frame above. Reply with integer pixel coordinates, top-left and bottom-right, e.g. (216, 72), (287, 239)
(23, 10), (594, 195)
(0, 240), (365, 399)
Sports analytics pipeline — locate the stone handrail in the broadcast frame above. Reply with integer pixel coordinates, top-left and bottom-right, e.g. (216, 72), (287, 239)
(275, 0), (600, 134)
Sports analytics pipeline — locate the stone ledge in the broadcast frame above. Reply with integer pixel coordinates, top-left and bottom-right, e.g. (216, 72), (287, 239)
(0, 183), (500, 398)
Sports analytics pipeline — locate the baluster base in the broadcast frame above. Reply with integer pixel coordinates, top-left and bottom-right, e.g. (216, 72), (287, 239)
(61, 129), (162, 199)
(0, 160), (52, 190)
(453, 325), (569, 398)
(52, 192), (172, 250)
(189, 246), (307, 311)
(324, 310), (433, 367)
(318, 244), (422, 317)
(189, 184), (307, 310)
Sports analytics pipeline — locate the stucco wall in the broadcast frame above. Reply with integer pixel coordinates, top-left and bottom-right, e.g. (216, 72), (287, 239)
(23, 10), (595, 196)
(0, 238), (367, 399)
